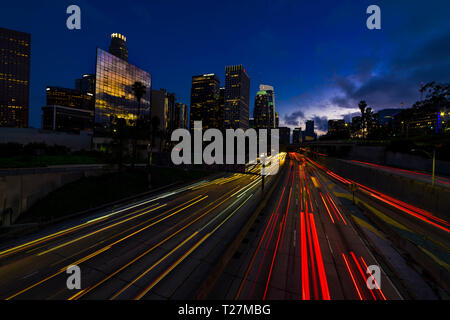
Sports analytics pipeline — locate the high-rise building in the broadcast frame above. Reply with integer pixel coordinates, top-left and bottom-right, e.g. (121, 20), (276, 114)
(174, 102), (188, 129)
(75, 74), (95, 94)
(0, 27), (30, 128)
(292, 128), (302, 144)
(151, 88), (174, 134)
(94, 47), (151, 134)
(253, 90), (272, 129)
(328, 119), (346, 134)
(189, 74), (221, 130)
(42, 86), (94, 133)
(279, 127), (291, 145)
(305, 120), (314, 136)
(224, 65), (250, 130)
(249, 118), (255, 129)
(109, 33), (128, 61)
(275, 112), (279, 128)
(259, 84), (276, 128)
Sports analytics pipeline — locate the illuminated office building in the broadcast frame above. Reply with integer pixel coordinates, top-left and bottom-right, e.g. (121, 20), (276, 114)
(42, 86), (94, 133)
(253, 90), (271, 129)
(94, 48), (151, 134)
(46, 86), (94, 110)
(0, 27), (30, 128)
(224, 65), (250, 130)
(259, 84), (276, 128)
(109, 33), (128, 61)
(189, 74), (222, 130)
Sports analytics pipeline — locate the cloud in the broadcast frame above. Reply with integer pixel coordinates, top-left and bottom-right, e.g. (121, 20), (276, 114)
(329, 30), (450, 111)
(283, 110), (305, 126)
(312, 116), (328, 132)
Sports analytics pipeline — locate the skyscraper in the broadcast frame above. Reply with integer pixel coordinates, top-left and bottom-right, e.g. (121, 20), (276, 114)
(305, 120), (314, 136)
(0, 27), (30, 128)
(279, 127), (291, 145)
(151, 88), (174, 134)
(75, 74), (95, 94)
(94, 48), (151, 134)
(292, 128), (302, 144)
(259, 84), (276, 128)
(189, 74), (221, 130)
(174, 102), (188, 129)
(109, 33), (128, 61)
(253, 90), (271, 129)
(224, 65), (250, 130)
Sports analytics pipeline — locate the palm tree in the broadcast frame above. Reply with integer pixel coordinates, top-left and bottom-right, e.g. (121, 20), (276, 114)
(131, 81), (147, 168)
(132, 81), (147, 119)
(358, 100), (367, 139)
(146, 116), (161, 189)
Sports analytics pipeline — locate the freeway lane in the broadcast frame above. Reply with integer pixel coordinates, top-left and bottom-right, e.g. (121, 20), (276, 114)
(0, 159), (285, 300)
(210, 153), (402, 300)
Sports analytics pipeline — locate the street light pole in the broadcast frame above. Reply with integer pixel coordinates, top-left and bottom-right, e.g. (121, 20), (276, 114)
(432, 149), (436, 187)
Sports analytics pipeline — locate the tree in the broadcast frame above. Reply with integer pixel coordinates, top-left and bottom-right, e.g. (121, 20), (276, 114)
(132, 81), (147, 119)
(110, 116), (130, 170)
(131, 81), (147, 168)
(358, 100), (368, 139)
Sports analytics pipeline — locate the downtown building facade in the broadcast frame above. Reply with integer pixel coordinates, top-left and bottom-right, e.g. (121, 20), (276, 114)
(0, 27), (30, 128)
(189, 73), (222, 131)
(279, 127), (291, 145)
(224, 65), (250, 130)
(75, 74), (95, 94)
(253, 90), (271, 129)
(94, 47), (151, 134)
(174, 102), (188, 129)
(253, 85), (277, 130)
(259, 84), (276, 128)
(42, 86), (94, 133)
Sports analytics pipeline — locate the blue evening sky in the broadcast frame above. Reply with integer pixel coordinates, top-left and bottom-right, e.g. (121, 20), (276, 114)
(1, 0), (449, 133)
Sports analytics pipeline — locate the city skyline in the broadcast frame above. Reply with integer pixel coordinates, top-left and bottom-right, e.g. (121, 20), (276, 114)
(2, 1), (448, 135)
(1, 1), (450, 306)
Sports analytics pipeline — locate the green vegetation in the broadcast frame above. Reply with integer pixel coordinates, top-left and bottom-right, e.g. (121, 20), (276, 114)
(17, 167), (211, 223)
(0, 142), (109, 168)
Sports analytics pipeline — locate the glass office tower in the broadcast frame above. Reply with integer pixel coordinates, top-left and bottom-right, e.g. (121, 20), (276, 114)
(94, 48), (151, 133)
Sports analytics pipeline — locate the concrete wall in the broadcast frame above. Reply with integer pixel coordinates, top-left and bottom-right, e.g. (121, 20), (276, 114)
(0, 127), (92, 151)
(314, 144), (450, 176)
(0, 165), (113, 226)
(318, 157), (450, 221)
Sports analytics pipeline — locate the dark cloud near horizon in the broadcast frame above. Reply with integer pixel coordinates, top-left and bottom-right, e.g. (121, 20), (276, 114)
(283, 110), (305, 126)
(313, 116), (328, 132)
(330, 30), (450, 112)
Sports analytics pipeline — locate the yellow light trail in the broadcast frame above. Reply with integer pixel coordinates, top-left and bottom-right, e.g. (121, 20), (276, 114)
(68, 187), (242, 300)
(5, 196), (208, 300)
(133, 194), (253, 300)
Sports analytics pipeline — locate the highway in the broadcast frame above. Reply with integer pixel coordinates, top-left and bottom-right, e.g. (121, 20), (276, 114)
(0, 151), (448, 300)
(210, 153), (404, 300)
(0, 157), (284, 300)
